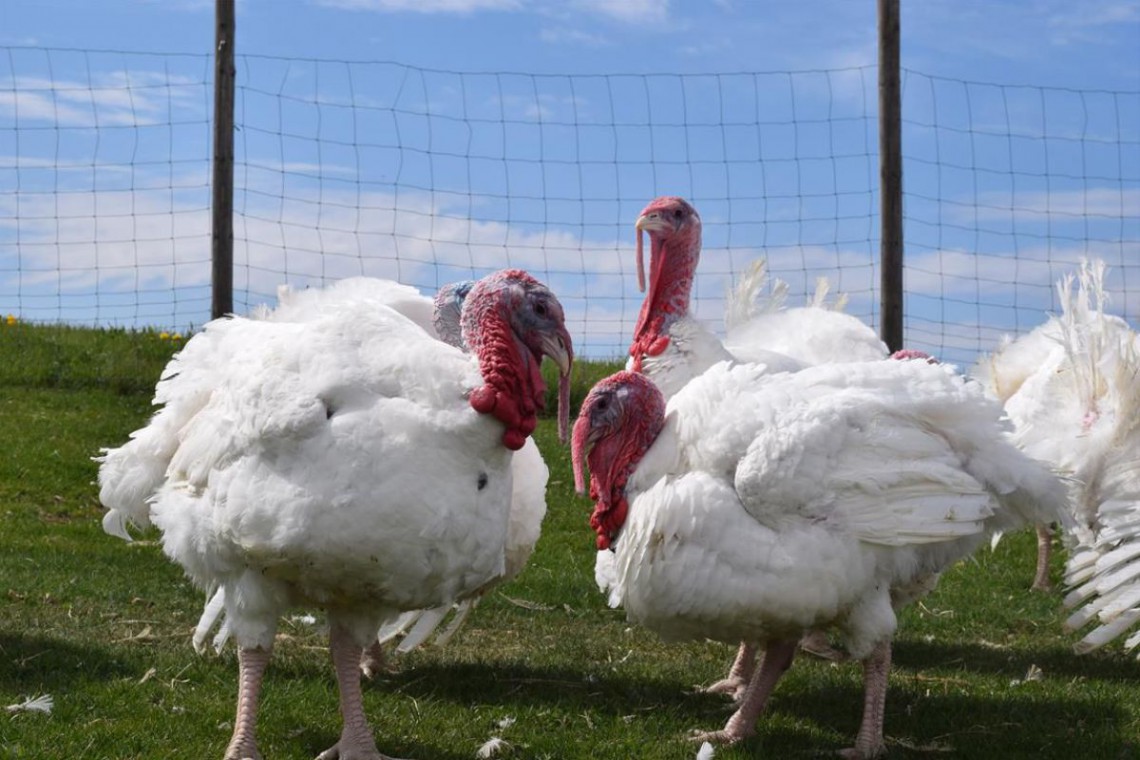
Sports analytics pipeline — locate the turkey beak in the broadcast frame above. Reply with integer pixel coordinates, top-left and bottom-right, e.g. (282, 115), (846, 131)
(540, 329), (574, 443)
(635, 215), (647, 293)
(541, 331), (572, 378)
(635, 211), (673, 293)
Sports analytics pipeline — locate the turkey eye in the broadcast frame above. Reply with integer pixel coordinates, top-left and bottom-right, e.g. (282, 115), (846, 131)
(595, 397), (609, 411)
(672, 208), (684, 219)
(534, 302), (547, 317)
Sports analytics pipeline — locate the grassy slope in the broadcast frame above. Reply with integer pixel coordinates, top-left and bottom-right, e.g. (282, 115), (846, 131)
(0, 323), (1137, 759)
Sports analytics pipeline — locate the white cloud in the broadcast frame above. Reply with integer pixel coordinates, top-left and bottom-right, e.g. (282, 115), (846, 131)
(539, 27), (613, 47)
(1048, 0), (1140, 39)
(967, 188), (1140, 222)
(315, 0), (670, 25)
(315, 0), (522, 12)
(0, 72), (205, 128)
(566, 0), (670, 24)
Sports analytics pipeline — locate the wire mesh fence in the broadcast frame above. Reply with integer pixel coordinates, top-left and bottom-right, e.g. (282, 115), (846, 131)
(1, 46), (1137, 366)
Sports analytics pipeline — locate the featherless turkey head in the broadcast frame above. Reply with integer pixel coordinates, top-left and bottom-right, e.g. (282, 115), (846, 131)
(890, 348), (938, 364)
(572, 371), (666, 550)
(432, 279), (476, 349)
(630, 196), (702, 370)
(462, 269), (574, 450)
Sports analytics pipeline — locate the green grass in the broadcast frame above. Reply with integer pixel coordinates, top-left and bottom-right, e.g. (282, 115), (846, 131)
(1, 323), (1138, 759)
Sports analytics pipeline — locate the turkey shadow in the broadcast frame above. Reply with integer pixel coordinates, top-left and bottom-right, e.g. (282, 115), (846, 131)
(892, 638), (1140, 682)
(290, 726), (473, 760)
(772, 678), (1134, 759)
(382, 659), (725, 715)
(0, 631), (134, 691)
(379, 658), (1134, 759)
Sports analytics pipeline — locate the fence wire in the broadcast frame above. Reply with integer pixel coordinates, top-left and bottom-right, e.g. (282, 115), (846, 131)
(1, 47), (1136, 366)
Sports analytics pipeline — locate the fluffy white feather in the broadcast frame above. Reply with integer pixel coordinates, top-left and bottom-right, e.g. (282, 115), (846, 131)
(976, 259), (1140, 651)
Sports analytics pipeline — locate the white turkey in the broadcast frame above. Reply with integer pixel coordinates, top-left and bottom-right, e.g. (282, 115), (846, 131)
(975, 260), (1140, 654)
(98, 268), (573, 760)
(571, 362), (1069, 757)
(191, 275), (554, 674)
(622, 196), (892, 679)
(975, 259), (1139, 592)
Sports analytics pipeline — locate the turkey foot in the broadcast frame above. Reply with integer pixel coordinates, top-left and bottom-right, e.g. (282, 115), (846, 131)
(799, 629), (849, 662)
(321, 623), (411, 760)
(359, 641), (389, 680)
(689, 639), (797, 746)
(701, 641), (756, 702)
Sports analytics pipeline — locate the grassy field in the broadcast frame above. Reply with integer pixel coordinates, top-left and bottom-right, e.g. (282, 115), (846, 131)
(0, 322), (1137, 759)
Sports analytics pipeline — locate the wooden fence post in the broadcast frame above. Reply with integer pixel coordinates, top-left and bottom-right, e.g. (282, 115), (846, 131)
(211, 0), (235, 319)
(878, 0), (904, 352)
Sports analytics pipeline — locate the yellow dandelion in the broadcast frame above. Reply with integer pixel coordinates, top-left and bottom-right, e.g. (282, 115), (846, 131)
(159, 331), (171, 340)
(5, 314), (15, 326)
(171, 333), (183, 341)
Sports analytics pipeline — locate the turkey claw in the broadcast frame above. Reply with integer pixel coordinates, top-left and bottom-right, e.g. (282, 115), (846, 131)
(699, 678), (748, 703)
(315, 745), (410, 760)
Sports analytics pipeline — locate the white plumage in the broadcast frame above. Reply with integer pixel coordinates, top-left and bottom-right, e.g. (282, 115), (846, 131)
(186, 277), (552, 668)
(722, 259), (889, 367)
(98, 269), (572, 760)
(572, 360), (1069, 757)
(976, 260), (1140, 655)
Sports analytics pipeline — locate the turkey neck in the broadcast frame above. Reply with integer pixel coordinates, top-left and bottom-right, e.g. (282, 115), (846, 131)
(464, 292), (546, 452)
(629, 231), (699, 370)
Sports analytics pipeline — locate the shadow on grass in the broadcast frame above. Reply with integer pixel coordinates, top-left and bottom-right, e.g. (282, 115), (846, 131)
(0, 631), (135, 691)
(385, 659), (720, 713)
(378, 658), (1135, 759)
(288, 726), (474, 760)
(893, 638), (1140, 682)
(774, 680), (1133, 758)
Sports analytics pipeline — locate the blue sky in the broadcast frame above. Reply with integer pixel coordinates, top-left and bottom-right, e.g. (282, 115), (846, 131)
(1, 0), (1138, 364)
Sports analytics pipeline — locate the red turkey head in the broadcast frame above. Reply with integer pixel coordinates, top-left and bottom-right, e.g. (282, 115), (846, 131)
(629, 196), (702, 369)
(571, 371), (666, 549)
(462, 269), (574, 450)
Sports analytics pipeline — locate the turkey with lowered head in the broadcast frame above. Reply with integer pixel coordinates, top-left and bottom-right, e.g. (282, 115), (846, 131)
(572, 360), (1068, 757)
(186, 275), (555, 676)
(98, 269), (573, 760)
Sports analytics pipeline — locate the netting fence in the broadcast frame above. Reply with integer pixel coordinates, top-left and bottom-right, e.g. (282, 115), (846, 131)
(2, 46), (1137, 366)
